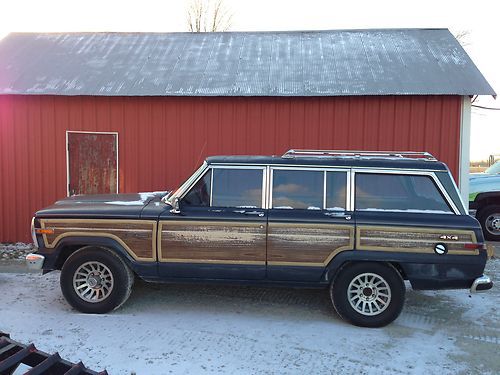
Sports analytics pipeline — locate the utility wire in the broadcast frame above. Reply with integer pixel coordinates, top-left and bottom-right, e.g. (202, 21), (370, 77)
(471, 104), (500, 110)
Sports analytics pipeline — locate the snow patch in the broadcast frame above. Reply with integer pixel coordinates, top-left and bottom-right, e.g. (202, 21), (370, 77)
(104, 200), (144, 206)
(105, 191), (168, 206)
(139, 191), (168, 201)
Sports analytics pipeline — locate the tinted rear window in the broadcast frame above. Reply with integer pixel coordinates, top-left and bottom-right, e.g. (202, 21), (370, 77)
(355, 173), (453, 214)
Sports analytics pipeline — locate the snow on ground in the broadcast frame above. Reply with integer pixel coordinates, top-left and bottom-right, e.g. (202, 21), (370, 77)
(0, 259), (498, 375)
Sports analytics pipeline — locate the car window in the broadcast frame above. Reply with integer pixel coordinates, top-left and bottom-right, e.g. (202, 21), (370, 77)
(272, 169), (323, 209)
(212, 168), (263, 208)
(183, 169), (212, 206)
(485, 161), (500, 174)
(326, 171), (347, 211)
(355, 173), (453, 214)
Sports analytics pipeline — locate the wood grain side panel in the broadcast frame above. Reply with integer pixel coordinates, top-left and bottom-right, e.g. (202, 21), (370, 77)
(40, 219), (157, 261)
(44, 221), (151, 231)
(159, 221), (266, 264)
(357, 226), (478, 255)
(267, 223), (354, 266)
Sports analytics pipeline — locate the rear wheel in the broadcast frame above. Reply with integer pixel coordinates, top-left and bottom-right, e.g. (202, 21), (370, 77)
(330, 262), (405, 327)
(60, 246), (134, 313)
(477, 205), (500, 241)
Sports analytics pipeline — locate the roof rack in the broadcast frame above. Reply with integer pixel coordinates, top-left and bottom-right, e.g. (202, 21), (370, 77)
(282, 149), (437, 161)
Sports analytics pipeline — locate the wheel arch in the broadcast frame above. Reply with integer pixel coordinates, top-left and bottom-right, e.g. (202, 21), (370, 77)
(473, 192), (500, 211)
(324, 251), (408, 285)
(52, 236), (137, 272)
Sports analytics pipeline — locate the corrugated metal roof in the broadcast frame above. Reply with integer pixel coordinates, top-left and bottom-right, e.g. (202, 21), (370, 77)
(0, 29), (495, 96)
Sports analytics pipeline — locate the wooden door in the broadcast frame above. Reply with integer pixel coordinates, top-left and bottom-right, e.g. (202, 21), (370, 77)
(67, 132), (118, 196)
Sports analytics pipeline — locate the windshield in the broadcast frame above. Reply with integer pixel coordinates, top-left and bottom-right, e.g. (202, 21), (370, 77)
(485, 161), (500, 174)
(164, 162), (208, 205)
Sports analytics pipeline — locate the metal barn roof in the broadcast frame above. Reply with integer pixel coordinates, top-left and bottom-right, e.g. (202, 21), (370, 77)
(0, 29), (495, 97)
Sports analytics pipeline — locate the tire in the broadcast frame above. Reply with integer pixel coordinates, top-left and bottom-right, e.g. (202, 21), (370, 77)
(477, 205), (500, 241)
(60, 246), (134, 313)
(330, 262), (405, 328)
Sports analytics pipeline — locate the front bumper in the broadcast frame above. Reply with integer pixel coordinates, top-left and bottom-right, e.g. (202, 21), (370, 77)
(470, 274), (493, 293)
(26, 253), (45, 270)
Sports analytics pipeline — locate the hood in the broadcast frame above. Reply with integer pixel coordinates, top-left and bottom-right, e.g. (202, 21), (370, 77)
(36, 191), (168, 218)
(469, 176), (500, 201)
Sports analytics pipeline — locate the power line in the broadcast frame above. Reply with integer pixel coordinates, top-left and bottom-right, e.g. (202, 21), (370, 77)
(471, 104), (500, 111)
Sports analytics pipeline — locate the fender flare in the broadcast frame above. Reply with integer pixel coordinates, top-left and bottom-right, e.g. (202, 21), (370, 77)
(472, 192), (500, 209)
(323, 250), (402, 283)
(51, 236), (155, 277)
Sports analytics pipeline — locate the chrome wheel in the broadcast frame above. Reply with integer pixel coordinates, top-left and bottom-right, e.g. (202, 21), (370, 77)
(347, 273), (391, 316)
(72, 261), (114, 303)
(485, 213), (500, 235)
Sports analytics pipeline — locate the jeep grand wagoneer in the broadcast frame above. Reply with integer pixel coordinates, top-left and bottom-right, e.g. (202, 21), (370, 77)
(27, 150), (492, 327)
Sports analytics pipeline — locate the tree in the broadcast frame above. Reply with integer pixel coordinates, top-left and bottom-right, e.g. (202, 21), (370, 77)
(186, 0), (232, 32)
(453, 30), (471, 47)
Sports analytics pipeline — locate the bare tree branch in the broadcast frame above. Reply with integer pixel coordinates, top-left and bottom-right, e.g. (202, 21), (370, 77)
(453, 30), (471, 47)
(186, 0), (232, 32)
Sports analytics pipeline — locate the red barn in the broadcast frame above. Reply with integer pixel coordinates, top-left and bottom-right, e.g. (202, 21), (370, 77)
(0, 29), (495, 242)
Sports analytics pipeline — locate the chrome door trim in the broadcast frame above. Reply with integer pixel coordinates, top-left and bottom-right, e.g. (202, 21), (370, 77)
(169, 162), (209, 203)
(209, 162), (445, 173)
(349, 169), (355, 212)
(179, 164), (268, 209)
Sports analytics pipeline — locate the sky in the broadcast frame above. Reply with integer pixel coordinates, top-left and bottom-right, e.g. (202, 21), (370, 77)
(0, 0), (498, 161)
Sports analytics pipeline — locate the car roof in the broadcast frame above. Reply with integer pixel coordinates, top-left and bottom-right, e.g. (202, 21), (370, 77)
(205, 155), (449, 171)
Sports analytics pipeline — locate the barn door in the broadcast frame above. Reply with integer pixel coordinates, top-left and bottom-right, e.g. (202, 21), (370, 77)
(67, 132), (118, 196)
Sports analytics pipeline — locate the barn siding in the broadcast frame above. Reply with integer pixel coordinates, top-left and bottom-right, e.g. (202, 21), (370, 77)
(0, 95), (462, 242)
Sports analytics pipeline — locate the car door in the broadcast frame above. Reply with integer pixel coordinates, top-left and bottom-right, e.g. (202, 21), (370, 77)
(158, 165), (267, 280)
(267, 167), (355, 281)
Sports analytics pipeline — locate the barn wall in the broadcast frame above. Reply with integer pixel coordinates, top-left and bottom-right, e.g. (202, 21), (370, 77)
(0, 95), (462, 242)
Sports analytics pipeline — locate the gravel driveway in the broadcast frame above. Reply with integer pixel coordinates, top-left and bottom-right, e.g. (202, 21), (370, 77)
(0, 252), (498, 375)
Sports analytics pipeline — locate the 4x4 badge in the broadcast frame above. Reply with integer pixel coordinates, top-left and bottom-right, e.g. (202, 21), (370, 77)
(439, 235), (458, 241)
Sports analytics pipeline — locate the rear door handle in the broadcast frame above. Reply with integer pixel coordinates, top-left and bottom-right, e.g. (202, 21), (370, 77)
(324, 212), (352, 220)
(244, 211), (265, 217)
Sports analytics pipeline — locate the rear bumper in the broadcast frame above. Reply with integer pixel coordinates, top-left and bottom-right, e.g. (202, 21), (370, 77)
(25, 253), (45, 270)
(470, 274), (493, 293)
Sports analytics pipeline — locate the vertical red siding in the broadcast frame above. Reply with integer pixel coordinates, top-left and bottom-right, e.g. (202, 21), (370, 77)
(0, 95), (463, 242)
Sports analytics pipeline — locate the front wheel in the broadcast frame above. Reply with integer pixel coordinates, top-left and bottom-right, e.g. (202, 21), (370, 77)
(330, 262), (405, 327)
(60, 246), (134, 313)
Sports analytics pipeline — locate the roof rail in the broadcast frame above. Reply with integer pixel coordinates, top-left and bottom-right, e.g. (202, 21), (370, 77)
(282, 149), (437, 161)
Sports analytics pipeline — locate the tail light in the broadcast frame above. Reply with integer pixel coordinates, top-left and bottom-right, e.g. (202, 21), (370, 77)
(463, 243), (486, 250)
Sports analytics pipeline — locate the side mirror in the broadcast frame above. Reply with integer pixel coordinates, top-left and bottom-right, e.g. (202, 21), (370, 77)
(170, 197), (181, 214)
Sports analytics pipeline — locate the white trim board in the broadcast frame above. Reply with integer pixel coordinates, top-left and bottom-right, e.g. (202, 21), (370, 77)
(459, 96), (471, 210)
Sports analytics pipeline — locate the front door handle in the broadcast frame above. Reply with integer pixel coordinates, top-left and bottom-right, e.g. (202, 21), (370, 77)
(244, 211), (265, 217)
